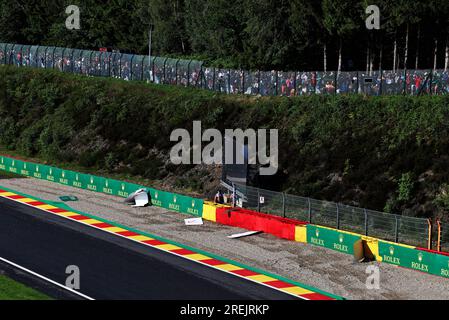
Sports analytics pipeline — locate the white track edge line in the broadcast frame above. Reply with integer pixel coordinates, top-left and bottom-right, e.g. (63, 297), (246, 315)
(0, 193), (321, 300)
(0, 256), (95, 300)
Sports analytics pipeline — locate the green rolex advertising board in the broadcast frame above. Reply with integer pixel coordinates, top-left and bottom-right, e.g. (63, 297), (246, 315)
(306, 225), (361, 255)
(378, 241), (434, 274)
(0, 155), (203, 217)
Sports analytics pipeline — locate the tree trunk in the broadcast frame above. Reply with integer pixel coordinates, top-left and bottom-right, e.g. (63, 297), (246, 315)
(379, 43), (383, 71)
(434, 38), (438, 70)
(366, 46), (370, 73)
(378, 32), (384, 72)
(445, 38), (448, 71)
(404, 23), (409, 69)
(337, 39), (342, 74)
(415, 26), (420, 69)
(393, 32), (397, 71)
(323, 44), (327, 72)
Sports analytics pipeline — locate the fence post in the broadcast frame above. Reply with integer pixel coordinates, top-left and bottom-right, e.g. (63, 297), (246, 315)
(44, 47), (49, 69)
(152, 57), (156, 83)
(175, 59), (179, 85)
(336, 203), (340, 229)
(293, 72), (297, 96)
(33, 45), (38, 67)
(1, 43), (5, 64)
(308, 198), (312, 223)
(395, 216), (399, 243)
(364, 209), (368, 236)
(282, 193), (286, 218)
(379, 68), (383, 95)
(427, 219), (432, 250)
(187, 60), (191, 87)
(334, 72), (338, 94)
(228, 69), (231, 94)
(275, 71), (279, 96)
(18, 44), (23, 66)
(52, 47), (57, 69)
(119, 53), (123, 79)
(130, 54), (135, 80)
(429, 69), (434, 95)
(437, 219), (441, 252)
(242, 70), (245, 94)
(257, 188), (260, 212)
(70, 49), (75, 73)
(89, 51), (94, 75)
(141, 55), (145, 80)
(162, 57), (168, 83)
(61, 48), (66, 72)
(232, 183), (236, 208)
(70, 49), (75, 74)
(403, 68), (407, 94)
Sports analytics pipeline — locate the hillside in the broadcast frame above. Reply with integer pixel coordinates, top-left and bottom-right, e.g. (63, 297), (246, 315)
(1, 65), (449, 220)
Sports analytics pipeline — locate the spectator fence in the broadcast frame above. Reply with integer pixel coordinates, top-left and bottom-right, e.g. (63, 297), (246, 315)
(1, 42), (448, 96)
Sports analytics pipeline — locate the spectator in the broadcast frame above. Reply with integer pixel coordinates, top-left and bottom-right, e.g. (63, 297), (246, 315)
(214, 190), (224, 204)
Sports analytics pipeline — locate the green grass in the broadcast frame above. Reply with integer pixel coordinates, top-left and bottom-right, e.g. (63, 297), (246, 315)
(0, 275), (52, 300)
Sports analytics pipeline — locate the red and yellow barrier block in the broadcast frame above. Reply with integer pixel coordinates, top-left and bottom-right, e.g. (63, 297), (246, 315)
(202, 201), (229, 222)
(215, 207), (307, 241)
(203, 202), (309, 243)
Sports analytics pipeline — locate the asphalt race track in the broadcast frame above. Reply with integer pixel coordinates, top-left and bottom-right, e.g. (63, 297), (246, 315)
(0, 196), (296, 300)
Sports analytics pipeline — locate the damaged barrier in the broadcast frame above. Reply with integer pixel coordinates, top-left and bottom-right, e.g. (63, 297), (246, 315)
(0, 155), (203, 217)
(148, 188), (203, 217)
(216, 207), (307, 241)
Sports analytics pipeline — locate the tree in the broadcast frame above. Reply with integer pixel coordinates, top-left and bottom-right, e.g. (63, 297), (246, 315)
(148, 0), (188, 55)
(185, 0), (244, 66)
(290, 0), (328, 71)
(322, 0), (361, 73)
(242, 0), (297, 70)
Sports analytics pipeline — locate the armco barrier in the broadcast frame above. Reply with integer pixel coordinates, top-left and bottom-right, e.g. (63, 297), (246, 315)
(306, 225), (363, 255)
(0, 155), (203, 217)
(216, 207), (307, 241)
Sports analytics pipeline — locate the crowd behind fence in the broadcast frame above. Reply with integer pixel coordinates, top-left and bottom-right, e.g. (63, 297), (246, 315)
(224, 182), (431, 249)
(1, 43), (449, 96)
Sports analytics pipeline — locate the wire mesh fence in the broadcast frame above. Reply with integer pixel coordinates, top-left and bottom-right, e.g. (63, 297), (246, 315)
(2, 42), (448, 96)
(437, 220), (449, 253)
(230, 182), (430, 248)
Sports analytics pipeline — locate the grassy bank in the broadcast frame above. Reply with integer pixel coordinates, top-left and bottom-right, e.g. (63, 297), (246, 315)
(0, 275), (51, 300)
(1, 65), (449, 219)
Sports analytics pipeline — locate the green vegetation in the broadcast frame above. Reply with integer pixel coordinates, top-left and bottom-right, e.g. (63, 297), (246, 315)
(0, 275), (51, 300)
(1, 66), (449, 220)
(0, 1), (448, 71)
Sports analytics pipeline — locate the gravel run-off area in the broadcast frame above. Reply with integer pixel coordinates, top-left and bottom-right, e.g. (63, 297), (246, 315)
(1, 176), (449, 300)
